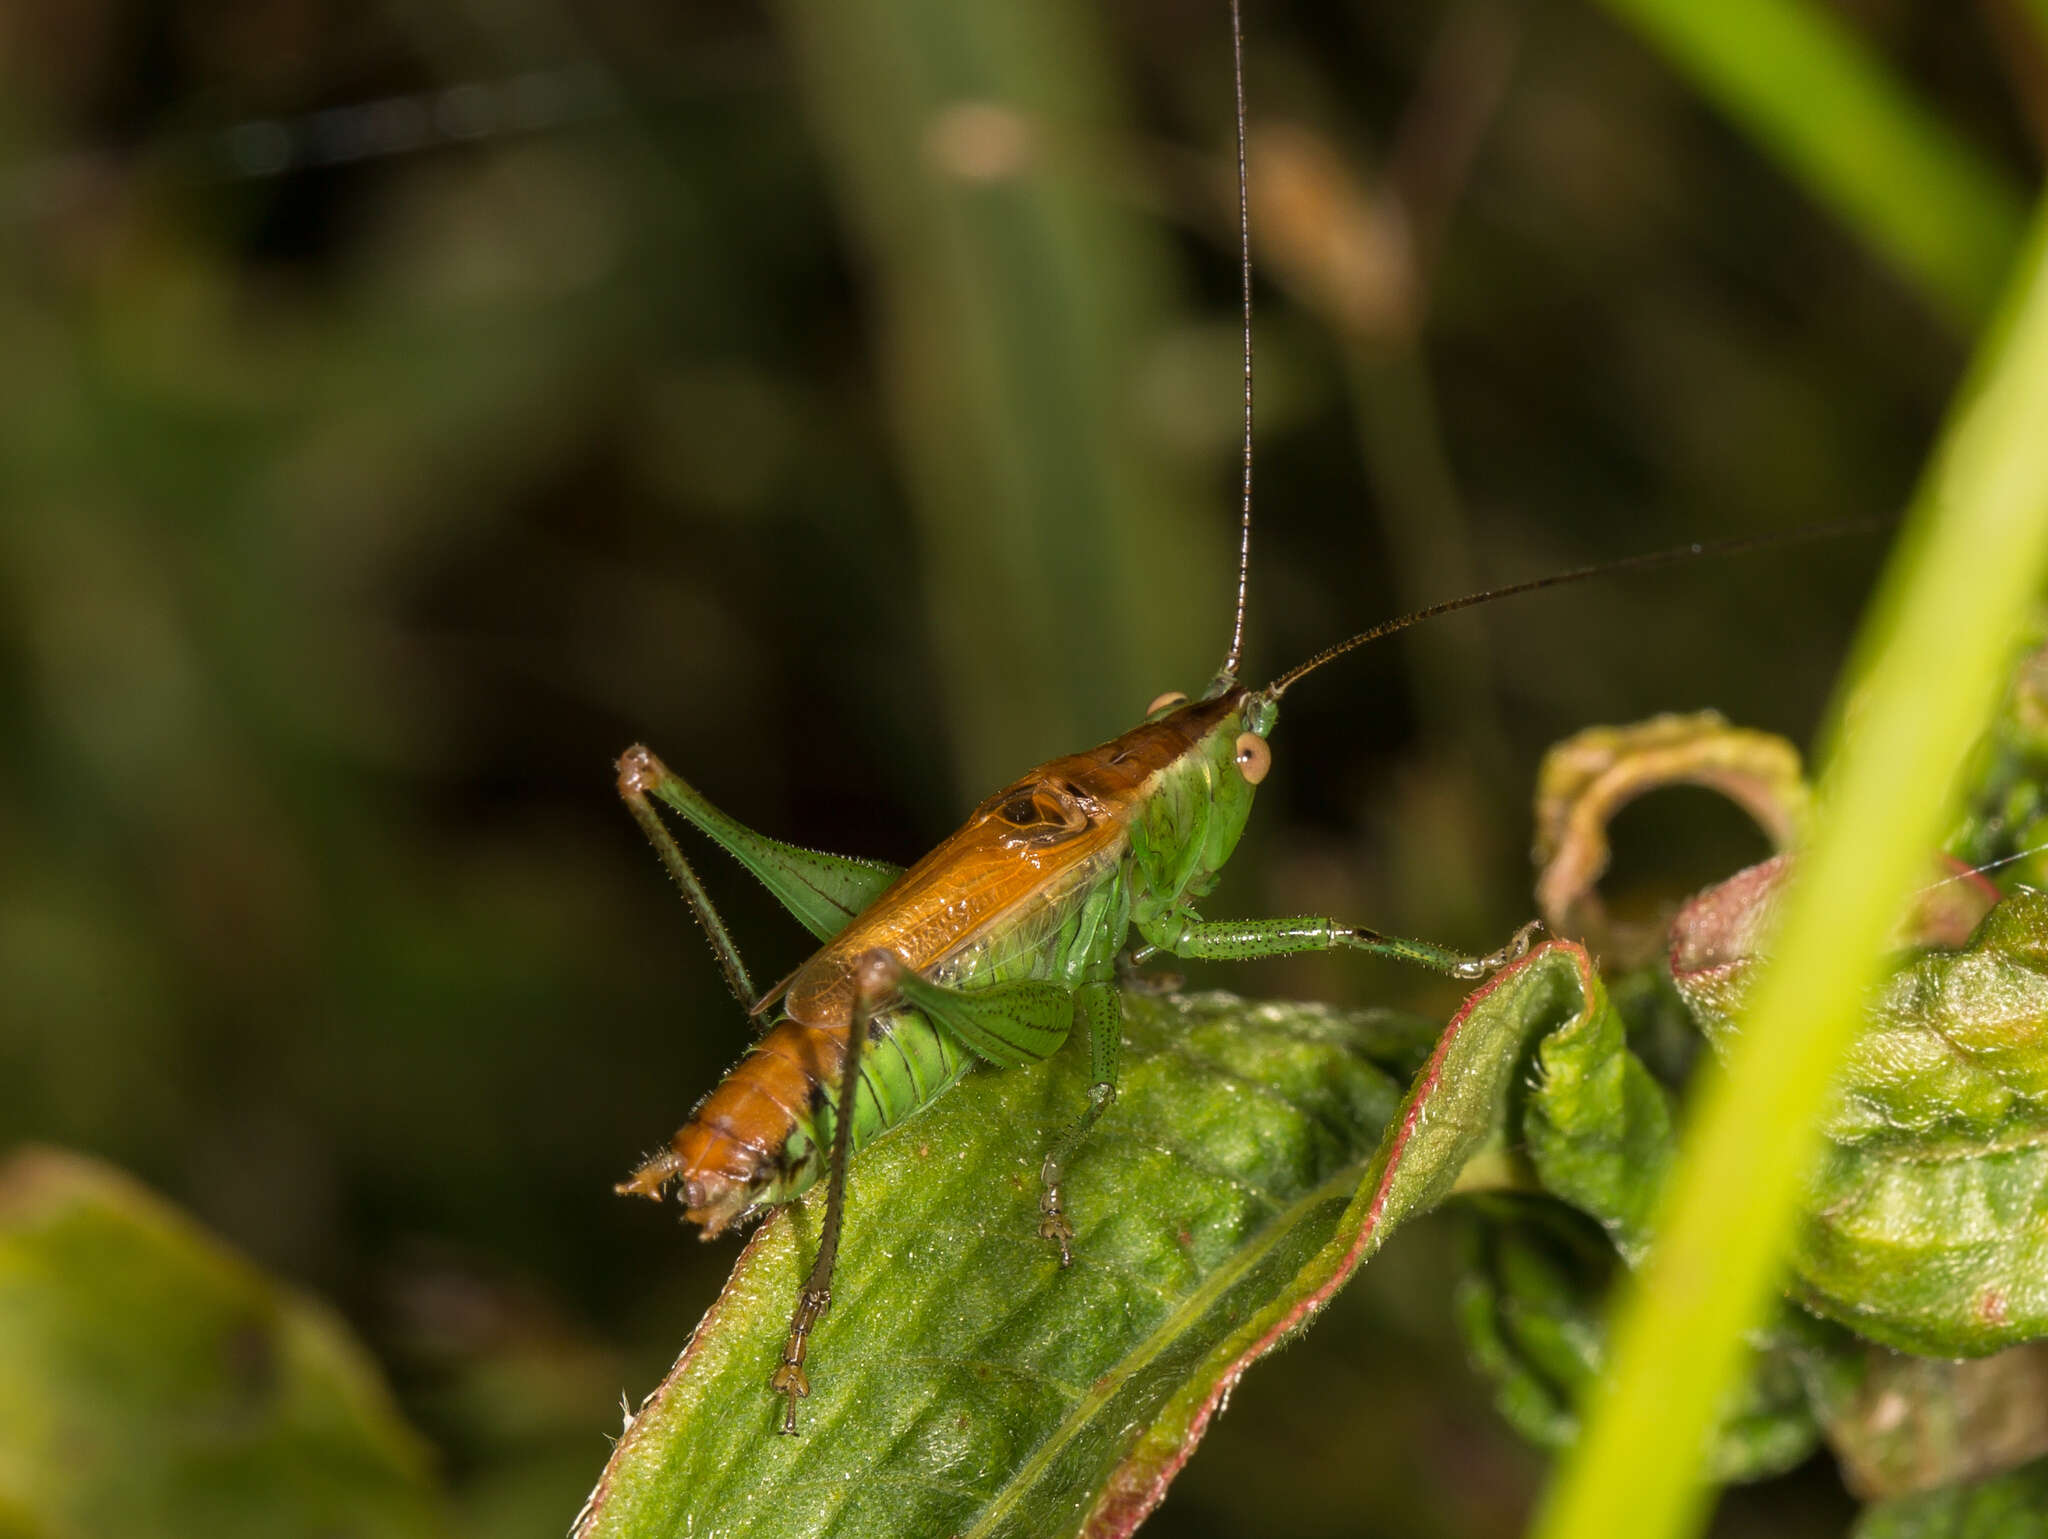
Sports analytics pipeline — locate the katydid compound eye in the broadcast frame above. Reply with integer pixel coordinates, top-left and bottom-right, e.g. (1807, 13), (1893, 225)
(1234, 732), (1271, 784)
(1146, 690), (1189, 716)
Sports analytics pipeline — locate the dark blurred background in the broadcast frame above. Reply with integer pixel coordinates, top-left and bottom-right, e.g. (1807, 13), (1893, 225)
(1, 0), (2032, 1533)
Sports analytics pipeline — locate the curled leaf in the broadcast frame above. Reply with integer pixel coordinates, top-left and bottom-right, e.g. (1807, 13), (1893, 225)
(1520, 946), (1676, 1265)
(1667, 853), (2002, 1058)
(1461, 945), (1819, 1482)
(1459, 931), (2048, 1497)
(1456, 1200), (1608, 1452)
(1532, 713), (1809, 955)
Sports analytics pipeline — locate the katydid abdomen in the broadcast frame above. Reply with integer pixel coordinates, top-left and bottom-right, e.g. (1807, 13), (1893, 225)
(642, 1011), (977, 1235)
(631, 857), (1131, 1236)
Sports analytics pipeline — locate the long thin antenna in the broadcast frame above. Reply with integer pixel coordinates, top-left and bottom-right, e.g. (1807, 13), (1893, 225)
(1221, 0), (1255, 682)
(1266, 517), (1890, 696)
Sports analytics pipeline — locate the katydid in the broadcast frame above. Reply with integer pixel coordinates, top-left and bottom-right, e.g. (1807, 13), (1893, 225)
(609, 526), (1867, 1435)
(611, 3), (1874, 1435)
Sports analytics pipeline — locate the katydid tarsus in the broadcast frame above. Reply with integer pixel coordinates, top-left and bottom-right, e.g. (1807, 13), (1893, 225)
(612, 1), (1877, 1435)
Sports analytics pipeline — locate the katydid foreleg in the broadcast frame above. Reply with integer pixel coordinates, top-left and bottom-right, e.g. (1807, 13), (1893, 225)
(891, 965), (1113, 1262)
(1140, 911), (1543, 980)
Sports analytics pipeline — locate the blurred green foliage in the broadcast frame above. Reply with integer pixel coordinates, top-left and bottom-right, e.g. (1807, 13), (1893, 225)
(0, 1148), (444, 1538)
(2, 0), (2042, 1535)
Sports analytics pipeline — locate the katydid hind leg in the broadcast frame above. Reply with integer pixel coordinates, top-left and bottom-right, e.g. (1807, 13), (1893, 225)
(893, 968), (1076, 1069)
(1039, 981), (1121, 1266)
(618, 746), (758, 1014)
(1140, 910), (1543, 979)
(769, 948), (894, 1434)
(618, 744), (905, 966)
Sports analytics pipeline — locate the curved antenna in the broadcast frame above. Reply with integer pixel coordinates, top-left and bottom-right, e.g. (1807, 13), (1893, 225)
(1266, 517), (1889, 697)
(1220, 0), (1255, 682)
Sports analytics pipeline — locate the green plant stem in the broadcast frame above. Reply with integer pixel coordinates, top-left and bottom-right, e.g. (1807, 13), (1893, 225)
(1591, 0), (2027, 330)
(1529, 201), (2048, 1539)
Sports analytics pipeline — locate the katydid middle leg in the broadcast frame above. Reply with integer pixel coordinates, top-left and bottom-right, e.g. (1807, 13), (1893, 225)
(1038, 981), (1121, 1266)
(885, 965), (1120, 1263)
(1140, 911), (1542, 979)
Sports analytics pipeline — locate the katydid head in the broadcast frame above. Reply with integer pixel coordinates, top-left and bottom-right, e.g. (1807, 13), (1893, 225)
(1081, 682), (1281, 911)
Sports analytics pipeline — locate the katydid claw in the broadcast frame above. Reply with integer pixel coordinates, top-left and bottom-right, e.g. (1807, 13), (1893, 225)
(771, 1286), (831, 1434)
(769, 1363), (810, 1434)
(1038, 1157), (1077, 1266)
(1452, 919), (1546, 980)
(1039, 1210), (1076, 1267)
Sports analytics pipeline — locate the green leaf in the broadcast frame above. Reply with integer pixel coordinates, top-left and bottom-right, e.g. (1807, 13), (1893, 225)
(1458, 949), (1820, 1484)
(1456, 1202), (1821, 1484)
(1457, 1201), (1612, 1453)
(1854, 1454), (2048, 1539)
(1673, 879), (2048, 1355)
(574, 957), (1594, 1539)
(1946, 632), (2048, 894)
(0, 1146), (447, 1539)
(1522, 949), (1679, 1266)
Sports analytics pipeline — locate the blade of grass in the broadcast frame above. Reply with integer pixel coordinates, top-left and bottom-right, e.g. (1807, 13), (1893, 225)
(1592, 0), (2028, 330)
(1529, 201), (2048, 1539)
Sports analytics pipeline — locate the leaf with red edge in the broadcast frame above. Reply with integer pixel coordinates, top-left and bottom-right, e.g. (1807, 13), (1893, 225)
(574, 956), (1593, 1539)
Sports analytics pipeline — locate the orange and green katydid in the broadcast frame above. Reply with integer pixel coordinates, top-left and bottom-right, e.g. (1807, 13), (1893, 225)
(613, 652), (1542, 1432)
(610, 1), (1873, 1435)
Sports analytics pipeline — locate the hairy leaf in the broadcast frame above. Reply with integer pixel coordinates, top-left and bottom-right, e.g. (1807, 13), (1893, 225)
(575, 957), (1596, 1539)
(1672, 875), (2048, 1355)
(0, 1147), (446, 1539)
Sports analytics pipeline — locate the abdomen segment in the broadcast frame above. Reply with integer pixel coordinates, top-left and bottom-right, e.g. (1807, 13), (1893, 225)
(617, 1007), (975, 1234)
